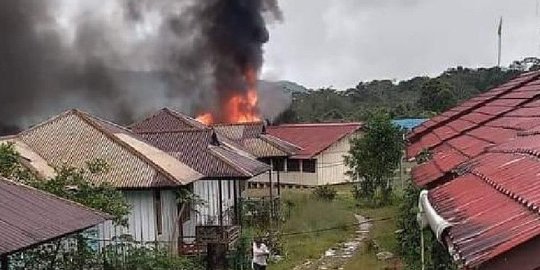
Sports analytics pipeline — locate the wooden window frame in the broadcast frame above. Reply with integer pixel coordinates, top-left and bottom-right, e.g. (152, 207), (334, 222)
(287, 159), (301, 172)
(302, 159), (317, 173)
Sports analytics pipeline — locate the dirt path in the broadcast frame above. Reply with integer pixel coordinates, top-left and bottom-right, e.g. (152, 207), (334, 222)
(293, 214), (372, 270)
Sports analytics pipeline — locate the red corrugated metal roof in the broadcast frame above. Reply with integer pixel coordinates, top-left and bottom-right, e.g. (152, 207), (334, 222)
(0, 177), (110, 256)
(408, 72), (538, 143)
(429, 173), (540, 268)
(267, 123), (363, 159)
(426, 128), (540, 267)
(407, 71), (540, 187)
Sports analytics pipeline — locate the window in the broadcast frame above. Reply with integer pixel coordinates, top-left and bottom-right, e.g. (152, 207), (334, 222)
(302, 159), (317, 173)
(259, 157), (271, 165)
(273, 158), (285, 172)
(287, 159), (300, 172)
(154, 190), (163, 235)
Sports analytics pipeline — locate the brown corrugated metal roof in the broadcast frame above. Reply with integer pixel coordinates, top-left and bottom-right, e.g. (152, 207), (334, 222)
(213, 122), (300, 158)
(0, 177), (110, 256)
(15, 110), (202, 189)
(135, 129), (269, 178)
(131, 108), (208, 132)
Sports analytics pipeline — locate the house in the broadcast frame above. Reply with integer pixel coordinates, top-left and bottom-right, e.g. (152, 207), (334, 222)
(1, 109), (214, 253)
(409, 71), (540, 269)
(208, 121), (300, 192)
(265, 123), (363, 186)
(0, 177), (110, 269)
(130, 108), (271, 251)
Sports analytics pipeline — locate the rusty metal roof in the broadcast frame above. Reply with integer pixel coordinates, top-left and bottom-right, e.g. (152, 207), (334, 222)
(429, 173), (540, 269)
(131, 109), (270, 178)
(267, 123), (363, 159)
(135, 129), (270, 179)
(213, 122), (300, 158)
(14, 110), (202, 189)
(408, 71), (540, 187)
(0, 177), (110, 256)
(131, 108), (208, 132)
(426, 127), (540, 267)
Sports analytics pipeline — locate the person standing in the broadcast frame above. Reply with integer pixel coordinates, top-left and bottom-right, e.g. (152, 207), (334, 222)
(252, 238), (270, 270)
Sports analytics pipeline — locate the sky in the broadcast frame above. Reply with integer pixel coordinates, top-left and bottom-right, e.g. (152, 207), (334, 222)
(262, 0), (540, 89)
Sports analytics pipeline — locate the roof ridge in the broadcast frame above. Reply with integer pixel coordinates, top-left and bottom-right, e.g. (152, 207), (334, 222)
(213, 121), (264, 127)
(74, 110), (195, 186)
(162, 108), (209, 130)
(17, 109), (77, 137)
(135, 129), (211, 135)
(409, 73), (540, 143)
(130, 108), (209, 131)
(270, 122), (363, 128)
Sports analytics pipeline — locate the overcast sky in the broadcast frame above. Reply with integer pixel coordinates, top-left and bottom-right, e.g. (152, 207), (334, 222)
(262, 0), (540, 89)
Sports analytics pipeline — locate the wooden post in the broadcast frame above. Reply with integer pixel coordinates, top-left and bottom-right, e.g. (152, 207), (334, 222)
(233, 179), (239, 225)
(269, 160), (274, 201)
(218, 179), (223, 227)
(1, 255), (8, 270)
(277, 158), (282, 197)
(268, 164), (274, 220)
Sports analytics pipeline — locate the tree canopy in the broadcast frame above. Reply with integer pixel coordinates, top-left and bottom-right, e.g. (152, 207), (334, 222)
(345, 111), (403, 204)
(275, 66), (520, 124)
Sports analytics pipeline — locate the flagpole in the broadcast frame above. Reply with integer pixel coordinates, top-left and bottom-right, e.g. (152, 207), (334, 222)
(498, 17), (502, 67)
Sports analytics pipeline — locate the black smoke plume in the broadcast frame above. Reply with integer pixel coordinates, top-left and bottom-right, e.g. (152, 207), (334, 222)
(0, 0), (282, 135)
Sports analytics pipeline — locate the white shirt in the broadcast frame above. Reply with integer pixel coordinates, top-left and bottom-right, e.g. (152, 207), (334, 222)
(252, 242), (270, 266)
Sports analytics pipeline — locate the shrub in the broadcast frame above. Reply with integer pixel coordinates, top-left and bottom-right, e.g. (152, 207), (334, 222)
(313, 184), (337, 201)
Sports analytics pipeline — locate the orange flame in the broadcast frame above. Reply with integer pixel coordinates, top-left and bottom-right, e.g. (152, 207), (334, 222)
(196, 112), (214, 125)
(196, 67), (261, 125)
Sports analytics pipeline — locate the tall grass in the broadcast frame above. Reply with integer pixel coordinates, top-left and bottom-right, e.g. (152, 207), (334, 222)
(270, 191), (355, 270)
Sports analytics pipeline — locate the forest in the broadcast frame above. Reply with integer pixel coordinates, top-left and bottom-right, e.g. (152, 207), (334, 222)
(274, 57), (540, 123)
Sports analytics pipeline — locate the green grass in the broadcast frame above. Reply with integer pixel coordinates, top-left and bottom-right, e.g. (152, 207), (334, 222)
(357, 204), (400, 253)
(343, 248), (385, 269)
(269, 190), (355, 270)
(250, 183), (403, 270)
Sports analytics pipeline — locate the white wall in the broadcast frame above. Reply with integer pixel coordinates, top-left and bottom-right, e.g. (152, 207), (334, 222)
(96, 190), (179, 245)
(95, 181), (240, 247)
(316, 134), (354, 185)
(193, 179), (237, 226)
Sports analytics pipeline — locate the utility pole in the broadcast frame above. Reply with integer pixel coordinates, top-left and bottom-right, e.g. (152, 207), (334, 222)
(497, 16), (503, 67)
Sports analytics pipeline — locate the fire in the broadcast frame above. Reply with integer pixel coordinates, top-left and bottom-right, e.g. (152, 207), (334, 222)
(196, 68), (261, 125)
(196, 112), (214, 125)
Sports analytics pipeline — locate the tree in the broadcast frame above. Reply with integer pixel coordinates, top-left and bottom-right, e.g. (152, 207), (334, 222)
(345, 111), (403, 205)
(0, 142), (130, 225)
(418, 79), (457, 113)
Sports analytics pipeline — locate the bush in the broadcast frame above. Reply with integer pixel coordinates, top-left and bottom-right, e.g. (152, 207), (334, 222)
(396, 183), (456, 270)
(313, 185), (337, 201)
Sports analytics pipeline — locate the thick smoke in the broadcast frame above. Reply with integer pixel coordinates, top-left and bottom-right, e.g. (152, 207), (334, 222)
(0, 0), (282, 134)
